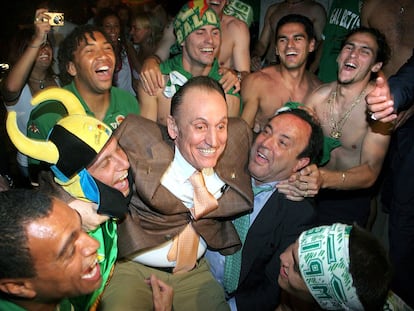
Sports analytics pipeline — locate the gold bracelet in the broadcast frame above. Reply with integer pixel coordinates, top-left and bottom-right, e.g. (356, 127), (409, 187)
(341, 172), (346, 183)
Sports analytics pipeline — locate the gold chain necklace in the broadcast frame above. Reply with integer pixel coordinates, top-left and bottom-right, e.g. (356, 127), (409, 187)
(328, 85), (368, 139)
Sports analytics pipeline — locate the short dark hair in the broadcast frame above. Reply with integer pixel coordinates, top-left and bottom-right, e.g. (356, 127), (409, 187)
(342, 26), (391, 66)
(58, 24), (113, 85)
(170, 76), (226, 118)
(349, 225), (393, 310)
(0, 189), (54, 279)
(270, 108), (324, 165)
(275, 14), (316, 41)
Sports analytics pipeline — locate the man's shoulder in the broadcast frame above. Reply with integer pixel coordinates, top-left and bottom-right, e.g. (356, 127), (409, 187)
(110, 86), (138, 103)
(308, 82), (334, 98)
(222, 13), (249, 31)
(228, 117), (250, 131)
(306, 1), (327, 14)
(273, 192), (316, 219)
(244, 67), (278, 85)
(226, 117), (252, 147)
(110, 86), (140, 114)
(27, 100), (67, 139)
(117, 114), (159, 134)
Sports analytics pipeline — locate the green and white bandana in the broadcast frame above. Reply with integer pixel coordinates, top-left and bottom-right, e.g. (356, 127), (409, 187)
(298, 223), (364, 310)
(174, 0), (221, 45)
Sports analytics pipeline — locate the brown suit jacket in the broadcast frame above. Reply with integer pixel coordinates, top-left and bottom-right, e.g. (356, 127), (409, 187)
(115, 115), (253, 259)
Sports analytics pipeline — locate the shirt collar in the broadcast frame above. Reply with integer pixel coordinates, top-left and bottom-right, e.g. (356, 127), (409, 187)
(171, 146), (197, 181)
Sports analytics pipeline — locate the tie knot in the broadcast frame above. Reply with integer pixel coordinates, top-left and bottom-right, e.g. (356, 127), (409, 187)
(252, 184), (274, 196)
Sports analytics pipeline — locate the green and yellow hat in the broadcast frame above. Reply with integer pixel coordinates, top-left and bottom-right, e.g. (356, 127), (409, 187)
(6, 87), (112, 179)
(174, 0), (221, 45)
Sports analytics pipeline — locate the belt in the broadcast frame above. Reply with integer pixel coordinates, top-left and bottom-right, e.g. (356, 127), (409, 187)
(146, 265), (175, 273)
(144, 258), (202, 274)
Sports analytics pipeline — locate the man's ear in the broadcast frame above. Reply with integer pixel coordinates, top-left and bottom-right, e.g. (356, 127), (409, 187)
(0, 279), (36, 299)
(371, 62), (383, 73)
(167, 115), (178, 139)
(309, 38), (316, 53)
(293, 157), (310, 173)
(66, 61), (77, 77)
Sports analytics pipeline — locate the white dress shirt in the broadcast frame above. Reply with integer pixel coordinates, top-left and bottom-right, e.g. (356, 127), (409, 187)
(132, 146), (225, 267)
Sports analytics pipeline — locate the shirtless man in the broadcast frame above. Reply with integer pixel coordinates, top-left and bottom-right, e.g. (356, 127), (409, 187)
(139, 1), (240, 126)
(140, 0), (250, 96)
(305, 27), (392, 227)
(361, 0), (414, 77)
(362, 0), (414, 126)
(241, 14), (321, 132)
(251, 0), (326, 71)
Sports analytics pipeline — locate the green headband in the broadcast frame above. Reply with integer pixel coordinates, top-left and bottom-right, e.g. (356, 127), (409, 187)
(174, 0), (221, 45)
(298, 223), (364, 310)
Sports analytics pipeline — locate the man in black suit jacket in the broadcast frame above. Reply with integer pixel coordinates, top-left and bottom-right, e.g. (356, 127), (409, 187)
(206, 107), (324, 311)
(366, 49), (414, 308)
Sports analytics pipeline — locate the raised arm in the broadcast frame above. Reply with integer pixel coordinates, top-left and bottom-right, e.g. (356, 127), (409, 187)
(1, 8), (51, 104)
(240, 73), (260, 128)
(231, 18), (251, 77)
(137, 79), (159, 122)
(365, 71), (396, 122)
(251, 5), (276, 71)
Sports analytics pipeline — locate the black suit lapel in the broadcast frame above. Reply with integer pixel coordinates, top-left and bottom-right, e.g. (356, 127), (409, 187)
(238, 191), (286, 284)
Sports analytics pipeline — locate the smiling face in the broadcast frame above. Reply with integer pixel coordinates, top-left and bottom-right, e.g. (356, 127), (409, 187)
(167, 87), (228, 170)
(87, 137), (130, 197)
(35, 41), (53, 70)
(182, 25), (221, 69)
(248, 113), (311, 184)
(337, 32), (383, 85)
(67, 31), (115, 93)
(101, 15), (121, 45)
(26, 199), (101, 301)
(276, 22), (315, 70)
(278, 240), (314, 302)
(130, 17), (151, 44)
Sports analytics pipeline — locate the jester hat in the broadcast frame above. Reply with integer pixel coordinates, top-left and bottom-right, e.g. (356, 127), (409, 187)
(7, 87), (112, 178)
(6, 87), (129, 219)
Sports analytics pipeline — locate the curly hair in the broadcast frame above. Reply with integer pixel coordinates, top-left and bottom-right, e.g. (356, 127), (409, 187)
(58, 24), (113, 85)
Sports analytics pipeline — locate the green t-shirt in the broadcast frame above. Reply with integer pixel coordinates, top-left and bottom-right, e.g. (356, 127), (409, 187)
(317, 0), (362, 83)
(0, 298), (73, 311)
(69, 221), (117, 311)
(27, 82), (139, 166)
(27, 82), (139, 139)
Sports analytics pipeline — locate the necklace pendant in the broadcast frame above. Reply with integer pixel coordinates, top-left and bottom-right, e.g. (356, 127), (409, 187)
(330, 130), (341, 139)
(400, 6), (405, 14)
(39, 81), (45, 89)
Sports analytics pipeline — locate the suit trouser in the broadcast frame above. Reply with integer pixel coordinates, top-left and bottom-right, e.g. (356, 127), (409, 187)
(383, 116), (414, 308)
(98, 257), (230, 311)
